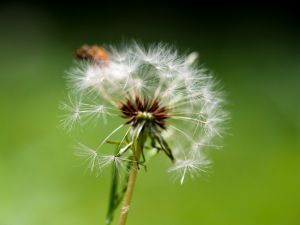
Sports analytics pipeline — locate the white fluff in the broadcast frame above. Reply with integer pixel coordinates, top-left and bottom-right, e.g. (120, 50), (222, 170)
(62, 42), (227, 183)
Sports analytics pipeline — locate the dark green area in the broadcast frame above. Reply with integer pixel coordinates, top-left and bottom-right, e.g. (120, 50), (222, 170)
(0, 3), (299, 225)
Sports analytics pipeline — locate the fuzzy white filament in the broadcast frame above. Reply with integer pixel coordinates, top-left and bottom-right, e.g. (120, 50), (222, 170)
(62, 42), (227, 183)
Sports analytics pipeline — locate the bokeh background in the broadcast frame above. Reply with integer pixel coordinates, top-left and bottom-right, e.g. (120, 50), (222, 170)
(0, 2), (299, 225)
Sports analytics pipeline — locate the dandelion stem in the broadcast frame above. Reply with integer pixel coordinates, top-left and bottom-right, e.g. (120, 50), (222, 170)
(117, 128), (146, 225)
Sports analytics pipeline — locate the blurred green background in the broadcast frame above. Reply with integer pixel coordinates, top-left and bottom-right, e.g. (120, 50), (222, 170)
(0, 2), (299, 225)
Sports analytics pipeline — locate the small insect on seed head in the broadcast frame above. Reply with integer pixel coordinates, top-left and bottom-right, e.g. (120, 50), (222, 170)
(75, 44), (109, 63)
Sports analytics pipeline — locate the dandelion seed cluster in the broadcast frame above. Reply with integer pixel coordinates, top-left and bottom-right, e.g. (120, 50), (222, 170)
(61, 42), (227, 184)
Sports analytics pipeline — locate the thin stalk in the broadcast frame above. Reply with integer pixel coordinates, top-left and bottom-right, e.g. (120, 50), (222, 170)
(106, 161), (119, 224)
(117, 130), (145, 225)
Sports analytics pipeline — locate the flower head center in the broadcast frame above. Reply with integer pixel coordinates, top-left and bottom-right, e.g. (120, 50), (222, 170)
(119, 96), (169, 129)
(137, 111), (154, 121)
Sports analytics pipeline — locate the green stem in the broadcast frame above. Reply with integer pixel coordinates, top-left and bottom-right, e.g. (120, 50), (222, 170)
(117, 131), (145, 225)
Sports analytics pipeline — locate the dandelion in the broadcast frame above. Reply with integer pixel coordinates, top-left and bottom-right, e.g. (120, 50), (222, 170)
(61, 42), (227, 225)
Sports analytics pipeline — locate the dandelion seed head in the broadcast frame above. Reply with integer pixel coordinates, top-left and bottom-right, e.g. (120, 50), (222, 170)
(62, 42), (227, 182)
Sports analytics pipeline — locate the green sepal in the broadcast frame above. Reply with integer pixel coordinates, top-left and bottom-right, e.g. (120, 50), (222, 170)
(105, 160), (119, 224)
(151, 126), (174, 162)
